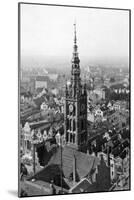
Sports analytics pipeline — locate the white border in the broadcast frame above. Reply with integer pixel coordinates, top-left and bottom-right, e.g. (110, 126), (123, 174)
(0, 0), (133, 200)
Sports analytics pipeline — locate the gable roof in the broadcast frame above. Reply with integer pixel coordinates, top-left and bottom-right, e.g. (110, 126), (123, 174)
(48, 146), (99, 179)
(29, 164), (70, 190)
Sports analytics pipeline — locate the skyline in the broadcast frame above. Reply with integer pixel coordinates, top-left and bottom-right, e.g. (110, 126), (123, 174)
(20, 4), (129, 68)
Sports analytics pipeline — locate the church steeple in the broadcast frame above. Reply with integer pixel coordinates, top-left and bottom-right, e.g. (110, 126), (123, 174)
(71, 22), (81, 96)
(72, 22), (80, 66)
(74, 21), (77, 43)
(73, 22), (78, 57)
(64, 23), (87, 152)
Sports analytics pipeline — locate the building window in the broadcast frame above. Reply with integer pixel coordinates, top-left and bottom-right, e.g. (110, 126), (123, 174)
(67, 118), (69, 130)
(66, 132), (69, 142)
(70, 133), (73, 143)
(73, 105), (75, 116)
(27, 140), (31, 150)
(83, 120), (85, 130)
(81, 134), (84, 143)
(73, 120), (76, 131)
(73, 134), (75, 143)
(84, 132), (86, 142)
(69, 119), (72, 130)
(81, 120), (84, 130)
(69, 111), (73, 116)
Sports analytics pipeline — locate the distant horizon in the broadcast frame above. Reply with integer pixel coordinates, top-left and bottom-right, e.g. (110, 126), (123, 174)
(20, 4), (129, 70)
(21, 54), (129, 70)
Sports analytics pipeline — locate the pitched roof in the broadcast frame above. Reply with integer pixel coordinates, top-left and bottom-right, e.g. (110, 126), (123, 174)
(29, 121), (51, 130)
(110, 83), (126, 89)
(29, 164), (70, 190)
(48, 146), (99, 179)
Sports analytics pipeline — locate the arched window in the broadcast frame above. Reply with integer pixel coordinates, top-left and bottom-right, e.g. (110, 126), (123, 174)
(83, 120), (85, 130)
(69, 119), (72, 130)
(73, 134), (75, 143)
(66, 132), (69, 142)
(83, 132), (87, 143)
(81, 120), (84, 130)
(73, 105), (75, 116)
(70, 133), (73, 143)
(67, 118), (69, 130)
(27, 140), (31, 150)
(73, 119), (76, 131)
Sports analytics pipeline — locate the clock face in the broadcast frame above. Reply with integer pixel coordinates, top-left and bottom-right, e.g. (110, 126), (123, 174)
(69, 104), (73, 112)
(81, 104), (85, 112)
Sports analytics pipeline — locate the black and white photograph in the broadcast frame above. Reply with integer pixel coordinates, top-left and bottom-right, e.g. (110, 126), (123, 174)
(18, 2), (130, 197)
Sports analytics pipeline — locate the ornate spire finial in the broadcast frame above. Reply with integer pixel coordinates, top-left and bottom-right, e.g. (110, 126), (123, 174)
(73, 21), (78, 56)
(74, 21), (77, 44)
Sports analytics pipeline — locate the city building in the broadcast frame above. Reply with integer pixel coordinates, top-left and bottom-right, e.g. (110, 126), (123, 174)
(34, 76), (48, 90)
(20, 22), (130, 196)
(64, 23), (87, 152)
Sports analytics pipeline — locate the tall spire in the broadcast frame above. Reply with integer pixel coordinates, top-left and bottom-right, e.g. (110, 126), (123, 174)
(64, 22), (87, 152)
(71, 22), (81, 96)
(73, 22), (78, 58)
(72, 22), (80, 65)
(74, 21), (77, 45)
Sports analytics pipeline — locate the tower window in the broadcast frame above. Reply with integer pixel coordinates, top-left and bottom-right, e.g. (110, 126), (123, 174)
(73, 134), (75, 143)
(83, 132), (87, 143)
(69, 111), (73, 116)
(81, 134), (84, 143)
(67, 118), (69, 130)
(69, 119), (72, 130)
(66, 132), (69, 142)
(27, 140), (31, 150)
(81, 120), (84, 130)
(70, 133), (73, 143)
(73, 119), (76, 131)
(83, 120), (85, 130)
(73, 106), (75, 116)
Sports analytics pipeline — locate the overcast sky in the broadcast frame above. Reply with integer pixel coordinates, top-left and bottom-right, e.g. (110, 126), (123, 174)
(20, 4), (129, 66)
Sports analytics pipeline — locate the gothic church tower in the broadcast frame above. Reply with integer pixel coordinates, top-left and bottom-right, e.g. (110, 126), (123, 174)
(64, 23), (87, 152)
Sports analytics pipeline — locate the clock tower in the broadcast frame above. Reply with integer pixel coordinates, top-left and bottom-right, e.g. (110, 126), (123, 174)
(64, 23), (87, 152)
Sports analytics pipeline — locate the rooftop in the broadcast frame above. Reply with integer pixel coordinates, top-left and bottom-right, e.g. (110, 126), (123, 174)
(48, 146), (99, 180)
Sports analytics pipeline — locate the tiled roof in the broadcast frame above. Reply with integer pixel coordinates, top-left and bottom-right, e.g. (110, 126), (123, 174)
(48, 146), (99, 179)
(110, 83), (127, 89)
(29, 164), (70, 190)
(29, 120), (51, 130)
(22, 179), (68, 196)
